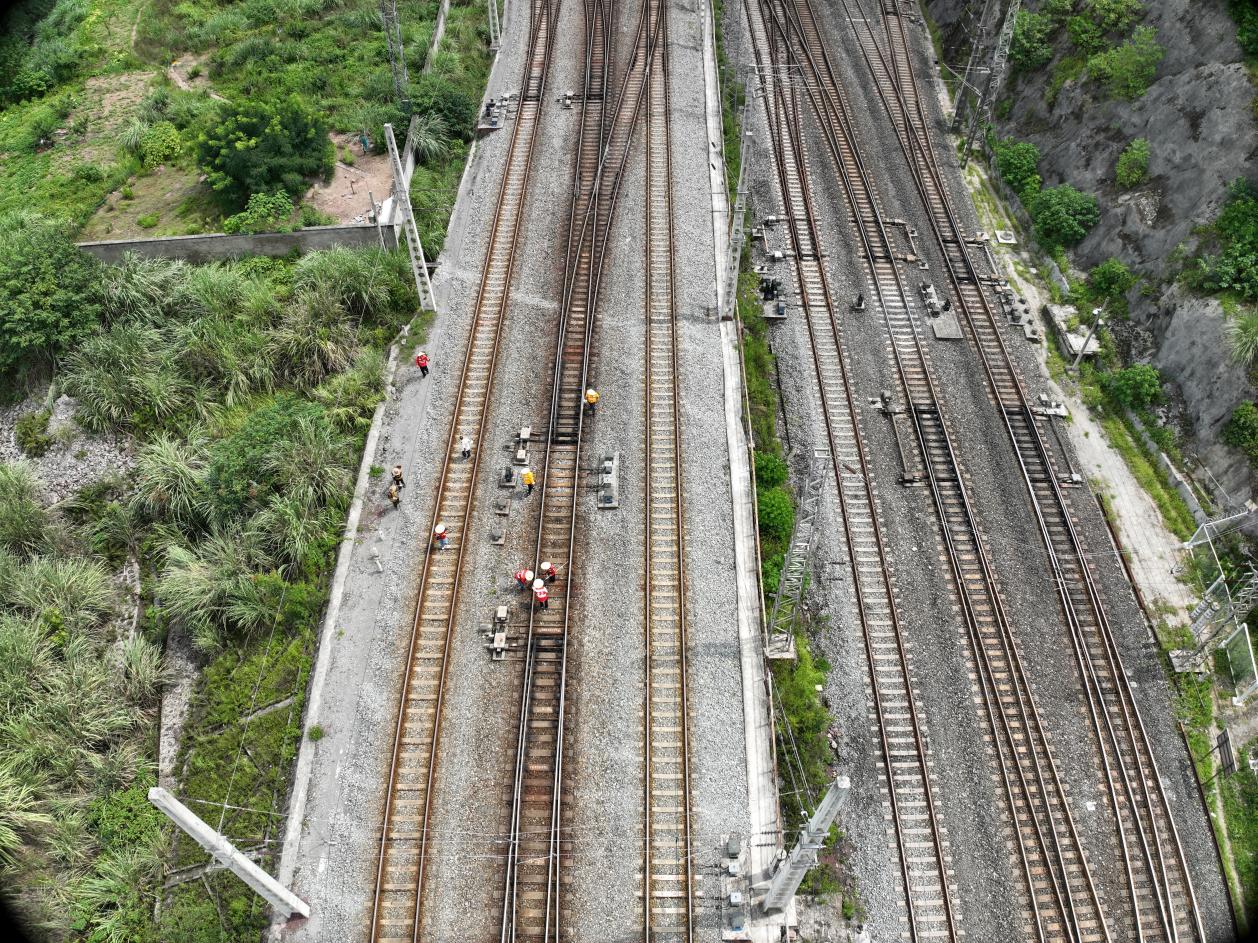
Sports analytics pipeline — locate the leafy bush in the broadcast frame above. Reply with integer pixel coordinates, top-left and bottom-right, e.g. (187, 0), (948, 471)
(991, 136), (1042, 198)
(139, 120), (182, 167)
(413, 74), (478, 141)
(1067, 16), (1105, 55)
(755, 451), (788, 489)
(72, 162), (103, 183)
(1115, 137), (1150, 187)
(136, 212), (160, 229)
(1030, 184), (1100, 248)
(1224, 401), (1258, 463)
(1088, 258), (1136, 300)
(195, 96), (334, 206)
(0, 212), (102, 372)
(1010, 11), (1055, 70)
(1101, 364), (1161, 408)
(1231, 0), (1258, 57)
(1088, 25), (1164, 100)
(757, 486), (795, 544)
(1198, 182), (1258, 303)
(1092, 0), (1144, 33)
(14, 410), (52, 457)
(1043, 0), (1077, 22)
(222, 190), (294, 234)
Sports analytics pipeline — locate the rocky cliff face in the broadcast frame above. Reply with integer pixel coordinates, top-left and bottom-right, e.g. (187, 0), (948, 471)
(926, 0), (1258, 503)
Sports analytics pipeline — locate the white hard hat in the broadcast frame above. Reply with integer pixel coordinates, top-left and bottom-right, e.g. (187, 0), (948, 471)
(435, 522), (445, 533)
(525, 570), (534, 581)
(533, 578), (544, 590)
(540, 561), (551, 571)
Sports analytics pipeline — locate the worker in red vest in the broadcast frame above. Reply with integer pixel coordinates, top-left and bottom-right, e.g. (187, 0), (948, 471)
(514, 568), (534, 590)
(539, 561), (557, 583)
(434, 522), (448, 550)
(533, 578), (549, 610)
(416, 351), (430, 377)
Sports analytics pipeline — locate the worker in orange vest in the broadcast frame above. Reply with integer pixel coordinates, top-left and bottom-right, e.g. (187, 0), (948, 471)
(416, 351), (430, 377)
(533, 578), (549, 610)
(521, 467), (536, 495)
(514, 568), (534, 590)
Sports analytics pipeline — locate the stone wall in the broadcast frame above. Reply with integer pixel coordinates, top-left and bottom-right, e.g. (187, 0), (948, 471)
(78, 223), (397, 264)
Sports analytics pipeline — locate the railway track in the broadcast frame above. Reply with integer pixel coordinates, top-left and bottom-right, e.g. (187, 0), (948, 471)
(368, 2), (559, 941)
(641, 2), (694, 939)
(499, 1), (664, 939)
(753, 0), (1120, 939)
(744, 0), (961, 938)
(827, 0), (1206, 937)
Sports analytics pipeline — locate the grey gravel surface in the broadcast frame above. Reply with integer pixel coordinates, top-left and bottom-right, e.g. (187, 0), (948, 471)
(1, 394), (134, 501)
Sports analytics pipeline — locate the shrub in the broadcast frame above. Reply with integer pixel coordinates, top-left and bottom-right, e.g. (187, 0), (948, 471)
(413, 74), (478, 140)
(1092, 0), (1144, 33)
(139, 121), (182, 167)
(757, 486), (795, 544)
(991, 136), (1042, 198)
(0, 462), (50, 557)
(1043, 0), (1076, 22)
(1030, 184), (1100, 248)
(1224, 401), (1258, 463)
(1115, 137), (1150, 188)
(1088, 258), (1136, 301)
(1010, 11), (1055, 71)
(1088, 26), (1164, 100)
(222, 190), (294, 234)
(298, 203), (335, 227)
(1228, 311), (1258, 365)
(1102, 364), (1161, 408)
(1198, 182), (1258, 303)
(14, 411), (52, 457)
(1067, 16), (1105, 55)
(1232, 0), (1258, 57)
(72, 162), (104, 183)
(136, 213), (160, 229)
(195, 96), (334, 206)
(755, 451), (788, 489)
(0, 213), (102, 372)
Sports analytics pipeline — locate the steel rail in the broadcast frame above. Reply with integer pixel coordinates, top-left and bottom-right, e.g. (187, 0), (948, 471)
(744, 0), (960, 937)
(758, 0), (1113, 939)
(829, 1), (1205, 938)
(499, 1), (667, 939)
(642, 1), (694, 939)
(369, 2), (560, 940)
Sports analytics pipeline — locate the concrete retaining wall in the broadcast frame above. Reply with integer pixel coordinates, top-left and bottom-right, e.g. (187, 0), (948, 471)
(78, 223), (396, 264)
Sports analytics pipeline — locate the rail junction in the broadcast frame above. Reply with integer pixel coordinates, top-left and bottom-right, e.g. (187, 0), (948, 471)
(274, 0), (1237, 940)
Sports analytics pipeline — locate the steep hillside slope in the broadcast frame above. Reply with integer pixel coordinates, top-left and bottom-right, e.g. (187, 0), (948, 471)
(928, 0), (1258, 501)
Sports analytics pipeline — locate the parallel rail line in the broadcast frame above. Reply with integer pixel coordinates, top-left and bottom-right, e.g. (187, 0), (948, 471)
(499, 1), (664, 938)
(642, 1), (694, 938)
(369, 2), (559, 940)
(745, 0), (961, 937)
(760, 0), (1116, 938)
(834, 0), (1205, 937)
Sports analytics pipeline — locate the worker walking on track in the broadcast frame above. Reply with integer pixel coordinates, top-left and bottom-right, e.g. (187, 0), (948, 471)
(434, 522), (449, 550)
(416, 351), (430, 377)
(584, 388), (599, 414)
(391, 464), (406, 489)
(540, 561), (557, 583)
(521, 467), (536, 495)
(533, 578), (549, 610)
(460, 434), (472, 460)
(514, 568), (534, 591)
(387, 483), (401, 509)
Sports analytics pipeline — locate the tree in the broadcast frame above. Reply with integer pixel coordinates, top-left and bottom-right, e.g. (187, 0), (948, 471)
(1089, 258), (1136, 300)
(195, 96), (334, 206)
(1067, 16), (1105, 55)
(1115, 137), (1150, 188)
(0, 212), (102, 372)
(1088, 25), (1164, 100)
(1092, 0), (1144, 33)
(992, 137), (1042, 198)
(1010, 11), (1055, 70)
(222, 190), (295, 235)
(1030, 184), (1100, 248)
(1101, 364), (1161, 408)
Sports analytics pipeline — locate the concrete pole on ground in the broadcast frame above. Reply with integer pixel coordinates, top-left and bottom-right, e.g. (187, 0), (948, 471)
(148, 787), (310, 920)
(760, 775), (851, 914)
